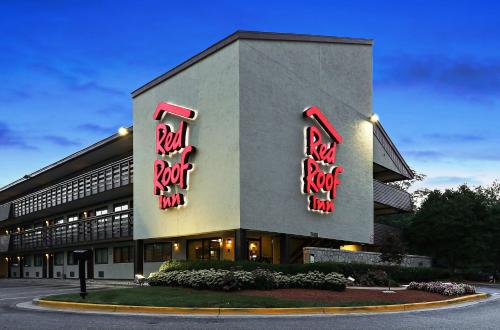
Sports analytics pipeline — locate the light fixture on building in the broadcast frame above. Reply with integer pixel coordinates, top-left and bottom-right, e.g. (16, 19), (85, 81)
(45, 254), (49, 258)
(118, 127), (129, 136)
(173, 242), (179, 251)
(17, 256), (20, 260)
(45, 220), (49, 226)
(369, 113), (379, 123)
(17, 227), (20, 232)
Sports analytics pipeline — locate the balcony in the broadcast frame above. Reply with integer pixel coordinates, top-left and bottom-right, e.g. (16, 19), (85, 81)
(373, 180), (412, 215)
(7, 210), (133, 252)
(2, 156), (133, 220)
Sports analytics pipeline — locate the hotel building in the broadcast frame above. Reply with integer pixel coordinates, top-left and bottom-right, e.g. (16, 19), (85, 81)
(0, 31), (414, 279)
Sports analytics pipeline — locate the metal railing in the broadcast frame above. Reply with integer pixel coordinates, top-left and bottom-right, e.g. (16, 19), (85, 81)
(373, 180), (412, 212)
(7, 156), (133, 218)
(9, 210), (133, 251)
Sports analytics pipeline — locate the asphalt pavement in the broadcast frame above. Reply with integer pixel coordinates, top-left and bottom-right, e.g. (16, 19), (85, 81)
(1, 279), (500, 330)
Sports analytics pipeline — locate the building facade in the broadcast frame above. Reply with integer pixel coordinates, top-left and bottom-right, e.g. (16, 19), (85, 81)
(0, 31), (413, 280)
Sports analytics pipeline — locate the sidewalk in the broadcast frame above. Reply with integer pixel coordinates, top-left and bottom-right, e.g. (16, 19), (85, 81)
(0, 278), (136, 287)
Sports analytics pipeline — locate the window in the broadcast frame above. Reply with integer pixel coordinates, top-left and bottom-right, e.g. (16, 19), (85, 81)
(95, 207), (108, 216)
(113, 246), (133, 263)
(95, 248), (108, 264)
(187, 239), (221, 261)
(144, 243), (172, 262)
(68, 215), (78, 222)
(114, 202), (129, 212)
(34, 255), (43, 267)
(23, 255), (32, 267)
(67, 252), (77, 265)
(54, 252), (64, 266)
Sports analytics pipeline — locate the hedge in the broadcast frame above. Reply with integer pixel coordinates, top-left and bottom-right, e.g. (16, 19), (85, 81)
(158, 260), (451, 283)
(148, 269), (347, 291)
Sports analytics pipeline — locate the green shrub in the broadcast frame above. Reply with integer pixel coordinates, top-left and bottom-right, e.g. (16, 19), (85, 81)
(147, 268), (347, 292)
(157, 260), (450, 284)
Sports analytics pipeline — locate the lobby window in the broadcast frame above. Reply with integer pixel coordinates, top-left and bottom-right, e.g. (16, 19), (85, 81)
(54, 252), (64, 266)
(67, 252), (77, 265)
(34, 255), (43, 267)
(248, 240), (261, 261)
(23, 255), (32, 267)
(187, 239), (221, 261)
(113, 246), (133, 263)
(144, 243), (172, 262)
(95, 248), (108, 264)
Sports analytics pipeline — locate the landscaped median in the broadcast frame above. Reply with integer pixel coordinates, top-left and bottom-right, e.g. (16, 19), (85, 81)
(36, 286), (489, 315)
(35, 261), (490, 315)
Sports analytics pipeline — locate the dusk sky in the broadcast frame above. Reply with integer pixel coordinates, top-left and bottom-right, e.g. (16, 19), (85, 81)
(0, 1), (499, 191)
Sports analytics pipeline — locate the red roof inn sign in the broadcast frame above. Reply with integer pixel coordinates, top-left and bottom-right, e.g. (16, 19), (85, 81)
(302, 106), (343, 214)
(153, 102), (197, 210)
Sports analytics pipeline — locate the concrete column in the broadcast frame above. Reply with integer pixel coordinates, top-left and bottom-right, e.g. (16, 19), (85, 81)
(234, 229), (247, 261)
(280, 234), (289, 264)
(134, 239), (144, 275)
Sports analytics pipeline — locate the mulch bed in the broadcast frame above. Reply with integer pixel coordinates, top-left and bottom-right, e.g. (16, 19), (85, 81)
(239, 288), (449, 303)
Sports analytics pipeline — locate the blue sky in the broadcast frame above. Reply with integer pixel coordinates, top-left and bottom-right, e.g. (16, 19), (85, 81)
(0, 0), (499, 191)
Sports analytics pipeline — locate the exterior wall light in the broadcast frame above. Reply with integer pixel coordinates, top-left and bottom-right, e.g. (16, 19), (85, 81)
(118, 127), (129, 136)
(173, 242), (179, 251)
(369, 113), (379, 123)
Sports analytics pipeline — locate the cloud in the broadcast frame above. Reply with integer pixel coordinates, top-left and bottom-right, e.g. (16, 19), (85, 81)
(0, 121), (37, 149)
(42, 135), (80, 147)
(403, 150), (445, 160)
(77, 123), (116, 135)
(376, 54), (500, 101)
(423, 133), (485, 142)
(426, 176), (481, 185)
(30, 62), (124, 96)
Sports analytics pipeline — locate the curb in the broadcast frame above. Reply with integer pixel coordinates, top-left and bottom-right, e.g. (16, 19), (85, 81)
(34, 293), (490, 315)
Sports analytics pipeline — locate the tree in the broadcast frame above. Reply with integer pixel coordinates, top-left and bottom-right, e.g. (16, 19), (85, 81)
(406, 185), (490, 272)
(379, 233), (406, 265)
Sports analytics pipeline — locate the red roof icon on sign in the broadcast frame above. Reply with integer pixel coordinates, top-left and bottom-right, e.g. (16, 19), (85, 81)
(153, 102), (197, 120)
(303, 106), (343, 144)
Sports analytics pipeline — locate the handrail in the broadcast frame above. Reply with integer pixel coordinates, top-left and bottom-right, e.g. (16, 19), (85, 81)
(9, 209), (133, 251)
(3, 156), (133, 218)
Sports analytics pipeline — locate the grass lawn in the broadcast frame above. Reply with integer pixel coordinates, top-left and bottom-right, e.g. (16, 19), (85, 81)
(42, 287), (408, 308)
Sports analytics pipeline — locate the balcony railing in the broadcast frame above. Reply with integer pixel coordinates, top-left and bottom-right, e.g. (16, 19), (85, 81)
(373, 180), (412, 212)
(7, 156), (133, 218)
(9, 210), (133, 252)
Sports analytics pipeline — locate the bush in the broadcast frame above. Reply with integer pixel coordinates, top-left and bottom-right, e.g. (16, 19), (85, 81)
(357, 270), (389, 287)
(407, 281), (476, 296)
(251, 269), (275, 290)
(147, 268), (347, 292)
(157, 260), (450, 284)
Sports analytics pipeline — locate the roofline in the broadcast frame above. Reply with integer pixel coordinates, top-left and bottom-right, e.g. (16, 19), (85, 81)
(0, 126), (133, 193)
(131, 30), (373, 98)
(374, 122), (414, 179)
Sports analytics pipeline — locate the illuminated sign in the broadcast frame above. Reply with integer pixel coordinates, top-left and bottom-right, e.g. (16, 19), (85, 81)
(153, 102), (197, 209)
(302, 106), (343, 214)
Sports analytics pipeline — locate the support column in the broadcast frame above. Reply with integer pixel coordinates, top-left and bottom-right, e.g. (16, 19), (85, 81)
(280, 234), (290, 264)
(134, 239), (144, 275)
(19, 257), (24, 278)
(42, 254), (48, 278)
(234, 229), (247, 261)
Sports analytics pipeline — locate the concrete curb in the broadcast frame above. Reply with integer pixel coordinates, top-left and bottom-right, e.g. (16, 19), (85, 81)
(34, 293), (490, 315)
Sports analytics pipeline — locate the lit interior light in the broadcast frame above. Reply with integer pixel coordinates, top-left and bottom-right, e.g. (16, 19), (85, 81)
(17, 256), (21, 260)
(17, 227), (21, 232)
(369, 113), (379, 123)
(118, 127), (129, 136)
(45, 220), (49, 226)
(45, 254), (49, 258)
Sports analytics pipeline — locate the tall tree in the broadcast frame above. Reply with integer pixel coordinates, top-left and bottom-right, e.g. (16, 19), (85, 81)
(406, 185), (490, 271)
